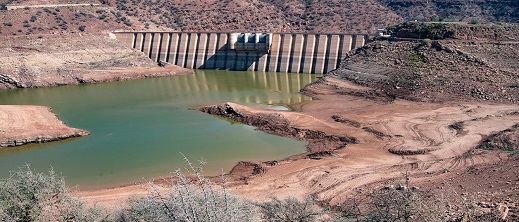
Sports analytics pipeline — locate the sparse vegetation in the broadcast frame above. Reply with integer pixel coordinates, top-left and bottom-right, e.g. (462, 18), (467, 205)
(388, 22), (456, 39)
(469, 18), (480, 25)
(0, 165), (104, 221)
(257, 196), (321, 222)
(1, 162), (512, 221)
(115, 156), (258, 221)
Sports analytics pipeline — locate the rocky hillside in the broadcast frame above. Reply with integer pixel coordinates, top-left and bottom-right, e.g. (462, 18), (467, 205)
(102, 0), (402, 33)
(0, 4), (155, 36)
(332, 22), (519, 103)
(378, 0), (519, 23)
(1, 0), (518, 35)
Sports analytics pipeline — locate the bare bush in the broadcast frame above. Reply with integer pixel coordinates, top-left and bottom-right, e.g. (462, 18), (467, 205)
(257, 196), (321, 222)
(114, 155), (258, 222)
(0, 164), (105, 222)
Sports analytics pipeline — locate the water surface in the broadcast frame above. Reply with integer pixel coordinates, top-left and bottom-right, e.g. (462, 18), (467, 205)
(0, 70), (319, 189)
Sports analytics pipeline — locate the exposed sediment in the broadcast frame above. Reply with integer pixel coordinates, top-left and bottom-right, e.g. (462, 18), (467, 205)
(193, 102), (356, 153)
(0, 35), (193, 89)
(0, 105), (90, 148)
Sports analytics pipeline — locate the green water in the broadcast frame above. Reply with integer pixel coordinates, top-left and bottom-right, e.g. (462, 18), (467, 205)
(0, 70), (319, 189)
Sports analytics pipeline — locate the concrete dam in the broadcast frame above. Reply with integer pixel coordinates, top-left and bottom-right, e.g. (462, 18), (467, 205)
(112, 32), (368, 74)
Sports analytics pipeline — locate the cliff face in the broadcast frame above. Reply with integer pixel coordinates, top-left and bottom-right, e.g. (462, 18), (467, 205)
(332, 23), (519, 103)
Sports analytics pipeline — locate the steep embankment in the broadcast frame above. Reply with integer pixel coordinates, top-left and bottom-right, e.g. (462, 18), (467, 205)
(0, 105), (89, 147)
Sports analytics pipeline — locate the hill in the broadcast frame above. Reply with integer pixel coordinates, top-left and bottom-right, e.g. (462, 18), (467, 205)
(333, 22), (519, 103)
(1, 0), (518, 36)
(378, 0), (519, 23)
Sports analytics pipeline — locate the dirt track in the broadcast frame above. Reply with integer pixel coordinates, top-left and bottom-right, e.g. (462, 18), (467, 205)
(0, 105), (89, 147)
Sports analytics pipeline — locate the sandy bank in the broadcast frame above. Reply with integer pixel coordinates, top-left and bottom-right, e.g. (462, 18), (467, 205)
(0, 105), (89, 147)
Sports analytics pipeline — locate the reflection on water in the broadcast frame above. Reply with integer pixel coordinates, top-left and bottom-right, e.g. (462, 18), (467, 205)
(0, 70), (320, 189)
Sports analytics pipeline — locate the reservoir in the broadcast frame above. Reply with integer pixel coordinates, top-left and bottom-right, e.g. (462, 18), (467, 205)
(0, 70), (319, 189)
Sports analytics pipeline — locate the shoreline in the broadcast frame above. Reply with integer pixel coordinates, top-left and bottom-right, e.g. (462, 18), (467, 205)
(0, 34), (193, 90)
(77, 74), (519, 208)
(0, 105), (90, 148)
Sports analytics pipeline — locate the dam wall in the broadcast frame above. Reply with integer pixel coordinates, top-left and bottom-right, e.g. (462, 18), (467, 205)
(113, 32), (368, 74)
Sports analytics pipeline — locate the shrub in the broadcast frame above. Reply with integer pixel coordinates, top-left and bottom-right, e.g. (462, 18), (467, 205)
(421, 38), (432, 46)
(114, 155), (259, 221)
(0, 165), (104, 221)
(469, 18), (480, 25)
(79, 25), (86, 31)
(257, 196), (321, 222)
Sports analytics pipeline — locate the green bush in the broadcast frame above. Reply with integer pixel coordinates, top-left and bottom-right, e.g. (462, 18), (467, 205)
(469, 18), (480, 25)
(421, 38), (432, 46)
(78, 25), (86, 32)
